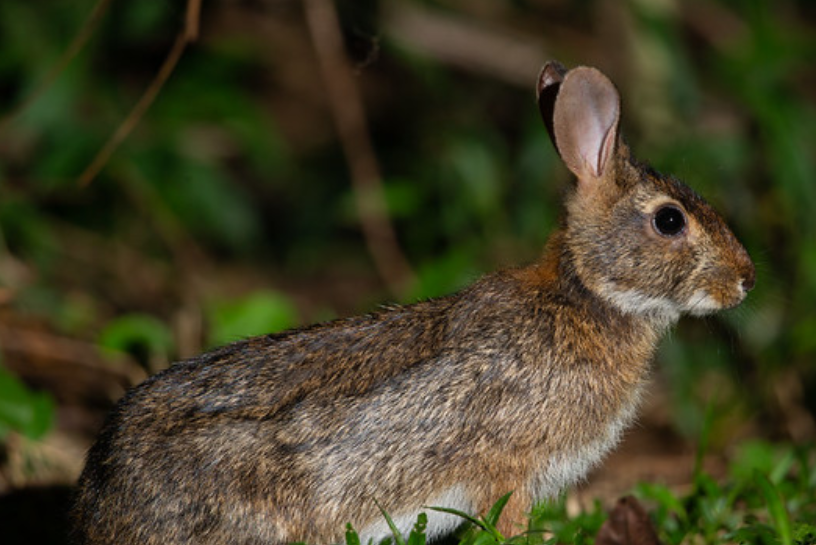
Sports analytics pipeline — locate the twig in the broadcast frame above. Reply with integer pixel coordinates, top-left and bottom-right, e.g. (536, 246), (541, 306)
(0, 325), (146, 388)
(0, 0), (112, 133)
(78, 0), (202, 186)
(303, 0), (416, 298)
(381, 0), (550, 89)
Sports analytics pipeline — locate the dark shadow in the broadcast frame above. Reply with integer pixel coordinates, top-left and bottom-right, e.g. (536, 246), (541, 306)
(0, 485), (74, 545)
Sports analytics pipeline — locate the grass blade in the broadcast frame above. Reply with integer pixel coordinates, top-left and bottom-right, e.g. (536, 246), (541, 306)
(484, 492), (513, 528)
(375, 499), (406, 545)
(426, 506), (486, 531)
(755, 471), (793, 545)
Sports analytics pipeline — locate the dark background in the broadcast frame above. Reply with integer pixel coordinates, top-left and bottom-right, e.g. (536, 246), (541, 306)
(0, 1), (814, 543)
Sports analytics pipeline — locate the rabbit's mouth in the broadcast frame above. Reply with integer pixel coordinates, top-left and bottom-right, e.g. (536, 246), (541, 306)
(683, 289), (727, 316)
(683, 282), (749, 316)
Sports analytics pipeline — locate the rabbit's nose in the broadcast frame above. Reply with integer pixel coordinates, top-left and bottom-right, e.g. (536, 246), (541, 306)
(741, 266), (756, 293)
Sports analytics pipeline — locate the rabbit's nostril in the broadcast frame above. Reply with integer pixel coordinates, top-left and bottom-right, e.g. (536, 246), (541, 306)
(741, 273), (756, 293)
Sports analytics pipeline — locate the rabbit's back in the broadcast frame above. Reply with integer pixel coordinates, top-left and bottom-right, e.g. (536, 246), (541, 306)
(74, 268), (652, 545)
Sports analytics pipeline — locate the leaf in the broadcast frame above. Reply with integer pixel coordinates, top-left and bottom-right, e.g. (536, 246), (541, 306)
(731, 441), (780, 484)
(726, 523), (777, 544)
(470, 530), (501, 545)
(755, 471), (793, 545)
(97, 314), (174, 357)
(207, 290), (298, 347)
(426, 505), (486, 532)
(636, 483), (688, 524)
(406, 513), (427, 545)
(156, 159), (262, 253)
(484, 491), (513, 529)
(375, 499), (405, 545)
(693, 400), (716, 482)
(0, 364), (55, 440)
(345, 523), (362, 545)
(792, 523), (816, 545)
(411, 250), (479, 301)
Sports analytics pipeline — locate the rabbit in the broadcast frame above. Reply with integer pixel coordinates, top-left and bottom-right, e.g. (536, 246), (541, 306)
(72, 61), (755, 545)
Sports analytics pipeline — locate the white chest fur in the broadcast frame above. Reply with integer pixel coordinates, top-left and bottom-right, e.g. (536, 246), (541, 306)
(528, 383), (644, 501)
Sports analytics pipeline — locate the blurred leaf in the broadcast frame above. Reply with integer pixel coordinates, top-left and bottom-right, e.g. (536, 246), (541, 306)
(114, 1), (174, 42)
(446, 138), (502, 220)
(411, 249), (479, 301)
(731, 441), (785, 485)
(727, 523), (777, 545)
(756, 472), (793, 545)
(53, 293), (98, 336)
(529, 496), (606, 545)
(0, 363), (54, 440)
(98, 313), (174, 358)
(207, 290), (298, 347)
(513, 120), (560, 244)
(636, 482), (689, 525)
(793, 523), (816, 545)
(153, 158), (263, 254)
(0, 198), (57, 270)
(383, 179), (423, 219)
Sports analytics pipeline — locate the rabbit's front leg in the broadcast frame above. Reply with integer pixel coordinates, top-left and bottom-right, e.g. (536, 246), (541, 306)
(467, 480), (532, 539)
(493, 492), (530, 539)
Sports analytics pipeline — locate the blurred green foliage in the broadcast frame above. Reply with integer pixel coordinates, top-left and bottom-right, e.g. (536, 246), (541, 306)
(206, 290), (299, 348)
(0, 0), (813, 450)
(97, 313), (175, 368)
(635, 441), (816, 544)
(0, 359), (53, 440)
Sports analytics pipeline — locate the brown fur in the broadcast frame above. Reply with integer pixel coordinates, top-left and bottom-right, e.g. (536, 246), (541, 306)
(72, 63), (754, 545)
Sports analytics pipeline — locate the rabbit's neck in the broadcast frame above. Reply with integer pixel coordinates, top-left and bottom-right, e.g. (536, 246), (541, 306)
(509, 231), (668, 501)
(525, 230), (673, 338)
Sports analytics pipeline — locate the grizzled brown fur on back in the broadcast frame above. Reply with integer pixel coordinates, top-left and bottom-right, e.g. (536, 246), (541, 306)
(74, 260), (658, 545)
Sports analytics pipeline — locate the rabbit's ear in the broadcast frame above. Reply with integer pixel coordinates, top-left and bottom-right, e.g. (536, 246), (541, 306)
(552, 67), (620, 182)
(536, 61), (567, 145)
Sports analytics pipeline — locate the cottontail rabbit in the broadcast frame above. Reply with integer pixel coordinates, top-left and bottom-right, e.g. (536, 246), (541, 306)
(73, 62), (755, 545)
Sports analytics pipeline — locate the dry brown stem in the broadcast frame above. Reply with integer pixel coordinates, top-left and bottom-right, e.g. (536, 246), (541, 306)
(382, 0), (549, 89)
(303, 0), (416, 298)
(78, 0), (202, 186)
(0, 324), (146, 393)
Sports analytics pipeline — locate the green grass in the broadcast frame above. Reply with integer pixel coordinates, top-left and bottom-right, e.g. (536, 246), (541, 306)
(345, 442), (815, 545)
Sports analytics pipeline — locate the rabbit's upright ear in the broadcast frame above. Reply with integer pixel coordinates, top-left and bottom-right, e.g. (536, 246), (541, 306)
(551, 67), (620, 183)
(536, 61), (567, 145)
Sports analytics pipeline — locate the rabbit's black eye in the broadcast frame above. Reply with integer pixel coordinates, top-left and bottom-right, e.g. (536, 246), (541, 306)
(653, 205), (686, 236)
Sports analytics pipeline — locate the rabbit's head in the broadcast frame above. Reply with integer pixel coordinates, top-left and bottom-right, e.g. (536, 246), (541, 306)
(537, 62), (755, 325)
